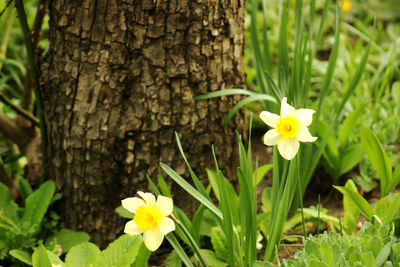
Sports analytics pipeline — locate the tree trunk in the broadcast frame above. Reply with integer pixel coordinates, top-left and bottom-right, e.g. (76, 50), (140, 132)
(40, 0), (245, 246)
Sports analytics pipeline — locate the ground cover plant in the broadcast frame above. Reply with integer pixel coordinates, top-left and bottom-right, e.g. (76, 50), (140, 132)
(0, 0), (400, 266)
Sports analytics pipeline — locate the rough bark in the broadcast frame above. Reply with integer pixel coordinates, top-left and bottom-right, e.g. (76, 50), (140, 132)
(41, 0), (245, 246)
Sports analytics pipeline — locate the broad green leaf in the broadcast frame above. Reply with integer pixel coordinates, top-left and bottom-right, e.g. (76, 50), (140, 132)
(47, 250), (65, 267)
(9, 249), (32, 265)
(115, 206), (133, 219)
(15, 176), (33, 200)
(22, 180), (56, 227)
(360, 126), (392, 196)
(252, 261), (274, 267)
(343, 179), (360, 234)
(133, 242), (151, 267)
(198, 249), (228, 267)
(375, 243), (391, 267)
(95, 235), (142, 267)
(339, 144), (365, 176)
(163, 250), (182, 267)
(0, 182), (19, 223)
(46, 228), (90, 253)
(210, 227), (228, 261)
(32, 243), (52, 267)
(320, 240), (333, 265)
(333, 185), (373, 221)
(261, 186), (272, 213)
(65, 242), (100, 267)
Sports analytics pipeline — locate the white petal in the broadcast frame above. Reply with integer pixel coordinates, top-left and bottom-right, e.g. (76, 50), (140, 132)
(263, 129), (281, 146)
(121, 197), (146, 214)
(137, 191), (156, 206)
(156, 195), (173, 216)
(143, 228), (164, 251)
(158, 217), (175, 235)
(280, 97), (295, 117)
(259, 111), (280, 128)
(124, 220), (143, 235)
(297, 128), (318, 142)
(277, 138), (299, 160)
(294, 109), (315, 127)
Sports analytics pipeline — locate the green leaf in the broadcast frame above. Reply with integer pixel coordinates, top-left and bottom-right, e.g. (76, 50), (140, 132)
(339, 144), (365, 176)
(389, 165), (400, 193)
(115, 206), (133, 219)
(223, 94), (276, 126)
(302, 208), (339, 224)
(95, 235), (143, 267)
(360, 126), (392, 196)
(160, 162), (222, 220)
(15, 176), (33, 200)
(132, 242), (151, 267)
(165, 233), (194, 267)
(210, 227), (228, 262)
(22, 180), (56, 227)
(206, 169), (239, 217)
(157, 174), (172, 197)
(319, 240), (333, 265)
(261, 186), (272, 213)
(65, 242), (100, 267)
(198, 249), (228, 267)
(46, 228), (91, 253)
(9, 249), (32, 265)
(375, 243), (391, 267)
(163, 250), (182, 267)
(342, 180), (360, 234)
(47, 250), (65, 267)
(195, 89), (254, 100)
(32, 243), (52, 267)
(334, 185), (373, 221)
(339, 102), (368, 148)
(252, 261), (274, 267)
(0, 182), (19, 223)
(386, 193), (400, 223)
(253, 164), (273, 185)
(374, 196), (391, 223)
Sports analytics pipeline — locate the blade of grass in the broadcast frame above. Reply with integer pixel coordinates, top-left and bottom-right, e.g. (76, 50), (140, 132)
(195, 89), (254, 100)
(222, 94), (276, 126)
(160, 163), (223, 220)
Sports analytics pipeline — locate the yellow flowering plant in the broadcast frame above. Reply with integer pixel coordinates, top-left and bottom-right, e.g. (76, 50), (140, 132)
(122, 191), (175, 251)
(260, 97), (317, 160)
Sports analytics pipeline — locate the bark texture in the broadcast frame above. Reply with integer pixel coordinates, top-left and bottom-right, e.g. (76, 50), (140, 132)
(41, 0), (245, 246)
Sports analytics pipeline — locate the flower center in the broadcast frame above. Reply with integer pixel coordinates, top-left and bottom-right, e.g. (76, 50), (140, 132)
(276, 116), (299, 139)
(134, 205), (162, 230)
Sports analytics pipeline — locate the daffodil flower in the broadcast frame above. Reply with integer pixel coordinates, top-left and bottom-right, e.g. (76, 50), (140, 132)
(122, 191), (175, 251)
(340, 0), (352, 12)
(260, 97), (317, 160)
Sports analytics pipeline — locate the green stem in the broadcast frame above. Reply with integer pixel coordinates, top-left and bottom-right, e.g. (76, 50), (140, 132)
(297, 155), (306, 239)
(0, 4), (15, 70)
(0, 94), (39, 126)
(14, 0), (48, 181)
